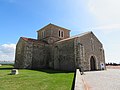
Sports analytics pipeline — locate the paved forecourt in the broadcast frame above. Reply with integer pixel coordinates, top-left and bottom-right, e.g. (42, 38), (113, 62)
(82, 69), (120, 90)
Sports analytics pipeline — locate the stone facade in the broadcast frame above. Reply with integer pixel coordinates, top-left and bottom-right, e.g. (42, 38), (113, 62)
(14, 23), (106, 71)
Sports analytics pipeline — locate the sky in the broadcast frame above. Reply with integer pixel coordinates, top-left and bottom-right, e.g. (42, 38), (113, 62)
(0, 0), (120, 63)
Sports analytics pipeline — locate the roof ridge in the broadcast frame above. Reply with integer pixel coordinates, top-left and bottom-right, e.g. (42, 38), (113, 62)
(56, 31), (92, 43)
(21, 37), (37, 40)
(37, 23), (71, 32)
(70, 31), (92, 38)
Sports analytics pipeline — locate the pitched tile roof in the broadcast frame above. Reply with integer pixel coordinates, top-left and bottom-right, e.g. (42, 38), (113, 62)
(21, 37), (48, 44)
(21, 37), (37, 42)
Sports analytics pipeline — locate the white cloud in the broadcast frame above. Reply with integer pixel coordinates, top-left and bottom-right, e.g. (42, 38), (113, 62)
(92, 24), (120, 30)
(87, 0), (120, 33)
(0, 44), (16, 61)
(91, 23), (120, 33)
(88, 0), (120, 23)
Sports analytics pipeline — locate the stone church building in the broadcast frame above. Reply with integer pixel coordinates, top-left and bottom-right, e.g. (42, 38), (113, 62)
(14, 23), (105, 71)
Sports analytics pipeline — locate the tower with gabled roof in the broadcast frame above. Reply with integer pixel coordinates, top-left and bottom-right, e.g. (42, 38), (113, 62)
(37, 23), (70, 44)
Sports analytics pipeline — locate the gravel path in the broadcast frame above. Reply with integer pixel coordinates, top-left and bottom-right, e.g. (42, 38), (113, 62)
(82, 69), (120, 90)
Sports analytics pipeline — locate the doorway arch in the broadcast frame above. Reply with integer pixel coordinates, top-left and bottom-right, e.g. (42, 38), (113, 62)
(90, 56), (96, 71)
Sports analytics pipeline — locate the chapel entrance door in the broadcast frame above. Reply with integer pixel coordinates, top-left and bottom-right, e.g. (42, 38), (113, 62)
(90, 56), (96, 71)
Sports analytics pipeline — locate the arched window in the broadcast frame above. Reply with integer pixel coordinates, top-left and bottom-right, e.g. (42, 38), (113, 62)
(58, 30), (64, 38)
(42, 30), (46, 38)
(59, 30), (61, 37)
(61, 31), (64, 37)
(91, 38), (94, 51)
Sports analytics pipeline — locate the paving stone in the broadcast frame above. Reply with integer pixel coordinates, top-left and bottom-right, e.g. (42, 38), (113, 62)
(82, 69), (120, 90)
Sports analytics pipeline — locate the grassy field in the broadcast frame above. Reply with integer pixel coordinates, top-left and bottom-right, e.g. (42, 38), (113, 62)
(0, 65), (74, 90)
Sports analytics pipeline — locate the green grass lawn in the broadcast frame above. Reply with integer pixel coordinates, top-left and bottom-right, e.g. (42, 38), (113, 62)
(0, 65), (74, 90)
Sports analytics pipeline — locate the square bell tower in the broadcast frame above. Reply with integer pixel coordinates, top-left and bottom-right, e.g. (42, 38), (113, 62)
(37, 23), (70, 44)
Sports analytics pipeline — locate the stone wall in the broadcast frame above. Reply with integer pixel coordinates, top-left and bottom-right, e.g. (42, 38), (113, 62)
(14, 38), (33, 69)
(23, 41), (33, 69)
(32, 42), (49, 69)
(14, 38), (25, 68)
(54, 39), (76, 71)
(75, 32), (105, 71)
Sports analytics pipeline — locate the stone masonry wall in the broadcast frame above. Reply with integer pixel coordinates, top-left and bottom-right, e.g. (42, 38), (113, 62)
(14, 38), (26, 68)
(54, 39), (75, 71)
(76, 32), (105, 71)
(32, 42), (49, 69)
(14, 38), (33, 69)
(23, 41), (33, 69)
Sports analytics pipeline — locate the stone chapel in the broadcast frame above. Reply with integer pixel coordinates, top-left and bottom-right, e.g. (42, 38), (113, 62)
(14, 23), (105, 71)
